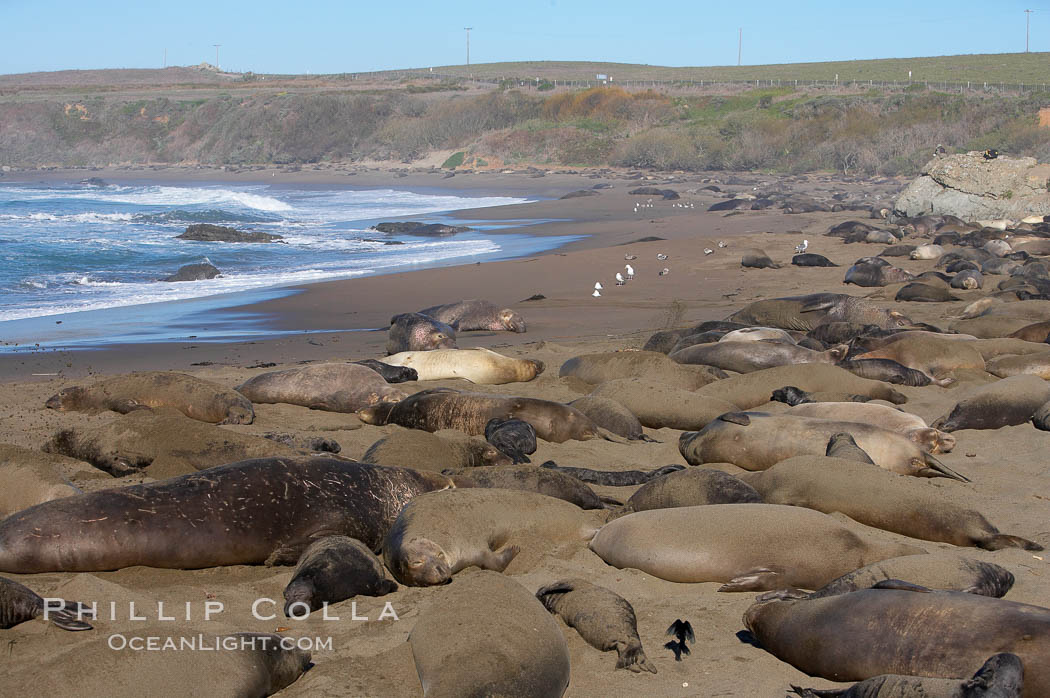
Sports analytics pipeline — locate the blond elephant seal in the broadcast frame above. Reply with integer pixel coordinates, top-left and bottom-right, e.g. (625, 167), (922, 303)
(236, 362), (407, 413)
(783, 402), (956, 453)
(410, 571), (570, 698)
(694, 364), (906, 409)
(589, 503), (922, 590)
(382, 348), (544, 384)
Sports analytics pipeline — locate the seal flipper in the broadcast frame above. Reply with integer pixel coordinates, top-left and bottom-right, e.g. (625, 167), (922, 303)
(718, 412), (751, 426)
(42, 599), (94, 631)
(754, 588), (811, 602)
(871, 579), (933, 592)
(978, 534), (1044, 552)
(266, 530), (344, 566)
(481, 544), (519, 572)
(919, 453), (970, 482)
(788, 687), (842, 697)
(616, 639), (657, 674)
(718, 567), (785, 592)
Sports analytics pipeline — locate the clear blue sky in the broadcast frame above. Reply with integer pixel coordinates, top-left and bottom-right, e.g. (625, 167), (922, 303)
(3, 0), (1044, 75)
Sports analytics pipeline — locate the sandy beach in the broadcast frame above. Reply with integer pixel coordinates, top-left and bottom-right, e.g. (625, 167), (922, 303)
(0, 165), (1047, 696)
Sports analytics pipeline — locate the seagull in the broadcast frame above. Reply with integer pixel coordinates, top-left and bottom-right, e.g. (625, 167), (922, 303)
(657, 253), (668, 261)
(624, 254), (637, 261)
(704, 248), (713, 255)
(592, 289), (601, 297)
(659, 267), (670, 276)
(717, 240), (728, 248)
(795, 239), (809, 254)
(625, 264), (634, 280)
(594, 281), (603, 291)
(615, 272), (626, 286)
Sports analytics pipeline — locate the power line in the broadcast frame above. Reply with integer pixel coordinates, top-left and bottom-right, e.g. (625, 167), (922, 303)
(213, 44), (221, 70)
(1027, 9), (1033, 53)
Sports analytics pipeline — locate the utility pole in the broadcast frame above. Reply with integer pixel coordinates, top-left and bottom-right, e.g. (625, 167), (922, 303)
(737, 28), (742, 66)
(1026, 9), (1033, 53)
(213, 44), (221, 69)
(464, 27), (472, 65)
(163, 48), (167, 68)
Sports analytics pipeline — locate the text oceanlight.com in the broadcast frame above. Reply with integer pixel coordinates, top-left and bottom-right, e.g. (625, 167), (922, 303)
(107, 634), (333, 652)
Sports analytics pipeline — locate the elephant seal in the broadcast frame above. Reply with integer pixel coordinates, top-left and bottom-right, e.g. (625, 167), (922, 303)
(0, 575), (92, 630)
(358, 388), (607, 443)
(694, 364), (907, 409)
(742, 249), (781, 269)
(740, 456), (1041, 550)
(792, 253), (838, 267)
(43, 408), (301, 478)
(932, 375), (1050, 431)
(283, 535), (397, 616)
(0, 444), (81, 517)
(559, 350), (725, 389)
(624, 468), (762, 512)
(536, 579), (656, 674)
(854, 334), (986, 377)
(799, 554), (1016, 599)
(236, 362), (407, 413)
(952, 269), (984, 289)
(410, 571), (570, 698)
(911, 243), (946, 260)
(950, 316), (1035, 339)
(968, 337), (1050, 360)
(771, 386), (873, 406)
(382, 348), (544, 384)
(835, 358), (951, 386)
(589, 504), (922, 590)
(743, 586), (1049, 696)
(382, 488), (596, 586)
(785, 402), (955, 454)
(567, 396), (650, 441)
(418, 299), (526, 333)
(1032, 400), (1050, 431)
(668, 331), (728, 354)
(987, 351), (1050, 379)
(845, 262), (914, 287)
(879, 244), (917, 257)
(895, 282), (959, 302)
(670, 341), (848, 373)
(484, 417), (537, 463)
(45, 371), (254, 424)
(362, 427), (512, 471)
(352, 358), (418, 383)
(445, 465), (602, 509)
(387, 312), (457, 354)
(541, 462), (684, 487)
(825, 432), (875, 463)
(788, 653), (1024, 698)
(590, 378), (738, 431)
(679, 412), (968, 481)
(728, 293), (912, 331)
(1008, 320), (1050, 342)
(0, 457), (452, 573)
(719, 327), (798, 343)
(642, 321), (748, 353)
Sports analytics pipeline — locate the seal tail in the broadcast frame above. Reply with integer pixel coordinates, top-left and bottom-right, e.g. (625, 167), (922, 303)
(979, 534), (1044, 552)
(616, 640), (657, 674)
(596, 428), (630, 444)
(46, 600), (94, 631)
(921, 453), (970, 482)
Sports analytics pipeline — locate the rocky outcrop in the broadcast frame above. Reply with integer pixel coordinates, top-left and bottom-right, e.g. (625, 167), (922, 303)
(176, 224), (283, 243)
(371, 222), (471, 236)
(894, 151), (1050, 221)
(162, 263), (221, 282)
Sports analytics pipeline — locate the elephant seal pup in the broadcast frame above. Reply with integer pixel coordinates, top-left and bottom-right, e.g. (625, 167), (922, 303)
(283, 535), (397, 617)
(383, 348), (544, 384)
(536, 579), (656, 674)
(45, 371), (254, 424)
(418, 299), (526, 333)
(743, 586), (1049, 695)
(786, 402), (955, 453)
(799, 554), (1016, 599)
(358, 388), (607, 443)
(1008, 320), (1050, 342)
(362, 427), (512, 471)
(352, 358), (418, 383)
(0, 458), (453, 573)
(670, 341), (848, 374)
(383, 488), (597, 586)
(835, 358), (952, 386)
(952, 269), (984, 289)
(624, 468), (762, 512)
(679, 412), (968, 481)
(0, 444), (81, 517)
(742, 248), (781, 269)
(410, 571), (570, 698)
(740, 456), (1040, 550)
(825, 433), (875, 463)
(541, 462), (684, 487)
(589, 504), (922, 590)
(910, 243), (946, 260)
(567, 396), (650, 441)
(0, 575), (92, 630)
(854, 334), (986, 377)
(559, 350), (725, 389)
(387, 312), (457, 354)
(788, 653), (1024, 698)
(933, 375), (1050, 432)
(895, 282), (959, 302)
(590, 378), (738, 431)
(695, 364), (906, 409)
(987, 351), (1050, 379)
(236, 362), (407, 413)
(792, 253), (838, 267)
(484, 417), (537, 463)
(728, 293), (912, 331)
(445, 465), (602, 509)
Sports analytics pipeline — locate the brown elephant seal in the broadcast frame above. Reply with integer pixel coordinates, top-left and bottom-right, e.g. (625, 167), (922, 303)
(43, 408), (301, 478)
(382, 348), (543, 384)
(589, 504), (922, 590)
(1008, 320), (1050, 342)
(418, 299), (526, 333)
(567, 396), (650, 441)
(484, 417), (537, 463)
(788, 653), (1024, 698)
(742, 249), (781, 269)
(836, 358), (953, 387)
(559, 350), (725, 389)
(932, 375), (1050, 431)
(793, 253), (838, 267)
(895, 282), (959, 302)
(1032, 400), (1050, 431)
(236, 362), (407, 412)
(669, 331), (728, 354)
(383, 488), (596, 586)
(854, 334), (986, 377)
(771, 386), (874, 406)
(797, 554), (1016, 599)
(624, 468), (762, 512)
(740, 456), (1040, 550)
(845, 262), (914, 287)
(45, 371), (254, 424)
(444, 465), (603, 509)
(1, 575), (92, 630)
(825, 432), (875, 463)
(679, 412), (967, 481)
(0, 457), (452, 573)
(695, 364), (907, 409)
(410, 571), (570, 698)
(536, 578), (656, 674)
(283, 535), (397, 617)
(358, 388), (608, 443)
(590, 378), (738, 431)
(642, 321), (748, 353)
(671, 341), (848, 373)
(969, 337), (1050, 360)
(387, 312), (457, 354)
(743, 585), (1049, 696)
(949, 316), (1035, 338)
(728, 293), (912, 331)
(541, 462), (685, 487)
(352, 358), (418, 383)
(262, 431), (341, 454)
(785, 401), (956, 453)
(719, 327), (798, 343)
(362, 427), (512, 471)
(0, 444), (81, 517)
(987, 351), (1050, 379)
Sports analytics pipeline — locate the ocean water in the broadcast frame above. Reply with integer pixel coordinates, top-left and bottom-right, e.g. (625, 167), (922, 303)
(0, 180), (577, 346)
